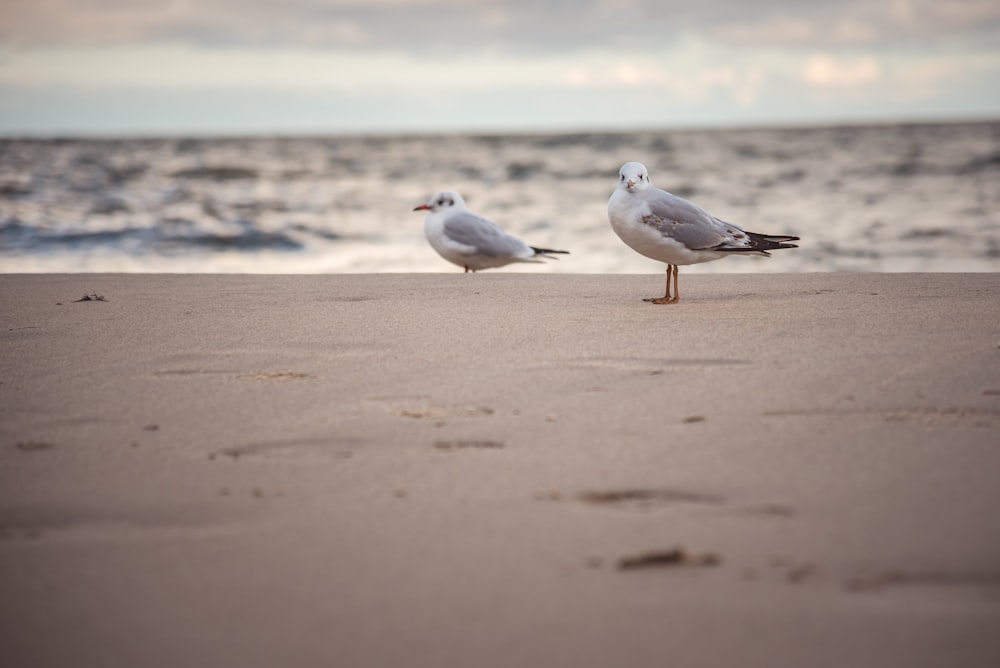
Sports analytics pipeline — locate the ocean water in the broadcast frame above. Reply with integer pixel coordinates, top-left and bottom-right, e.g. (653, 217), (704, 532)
(1, 121), (998, 274)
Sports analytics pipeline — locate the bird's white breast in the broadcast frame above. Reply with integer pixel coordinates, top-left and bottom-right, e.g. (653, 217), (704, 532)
(425, 215), (475, 267)
(608, 190), (724, 267)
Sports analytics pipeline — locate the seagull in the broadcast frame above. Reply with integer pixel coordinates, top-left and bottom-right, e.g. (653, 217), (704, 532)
(414, 191), (568, 272)
(608, 162), (799, 303)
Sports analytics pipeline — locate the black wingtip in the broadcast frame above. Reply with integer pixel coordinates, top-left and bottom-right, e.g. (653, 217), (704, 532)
(749, 232), (800, 252)
(712, 232), (800, 254)
(530, 246), (570, 255)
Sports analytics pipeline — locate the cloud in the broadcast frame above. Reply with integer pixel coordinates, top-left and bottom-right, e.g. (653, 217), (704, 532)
(802, 55), (880, 87)
(2, 1), (997, 51)
(708, 16), (877, 47)
(0, 40), (765, 104)
(706, 0), (1000, 47)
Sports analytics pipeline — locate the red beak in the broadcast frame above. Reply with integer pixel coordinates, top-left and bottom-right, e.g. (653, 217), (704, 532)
(413, 204), (431, 211)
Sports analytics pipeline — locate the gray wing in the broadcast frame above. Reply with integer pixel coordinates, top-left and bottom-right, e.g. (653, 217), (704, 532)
(643, 190), (748, 251)
(443, 212), (530, 257)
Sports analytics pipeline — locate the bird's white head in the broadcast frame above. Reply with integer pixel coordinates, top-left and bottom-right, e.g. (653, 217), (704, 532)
(413, 191), (468, 214)
(617, 162), (651, 194)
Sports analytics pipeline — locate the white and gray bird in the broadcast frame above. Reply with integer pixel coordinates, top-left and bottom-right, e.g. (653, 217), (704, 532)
(414, 191), (568, 272)
(608, 161), (799, 303)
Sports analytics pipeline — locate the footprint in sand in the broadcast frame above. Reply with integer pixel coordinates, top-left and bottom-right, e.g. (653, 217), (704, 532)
(14, 440), (55, 452)
(576, 488), (725, 510)
(537, 487), (795, 525)
(364, 396), (495, 420)
(0, 506), (244, 543)
(845, 569), (1000, 595)
(616, 547), (722, 571)
(763, 406), (1000, 428)
(209, 437), (361, 462)
(551, 357), (750, 373)
(432, 440), (505, 451)
(233, 371), (315, 381)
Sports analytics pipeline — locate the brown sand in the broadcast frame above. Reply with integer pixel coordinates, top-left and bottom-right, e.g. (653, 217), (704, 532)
(2, 272), (999, 667)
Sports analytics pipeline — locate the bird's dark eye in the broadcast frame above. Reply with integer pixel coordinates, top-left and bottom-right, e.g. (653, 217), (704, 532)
(446, 198), (453, 206)
(620, 174), (625, 181)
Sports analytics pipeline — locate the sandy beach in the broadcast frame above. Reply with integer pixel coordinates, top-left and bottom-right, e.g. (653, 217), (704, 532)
(2, 272), (999, 667)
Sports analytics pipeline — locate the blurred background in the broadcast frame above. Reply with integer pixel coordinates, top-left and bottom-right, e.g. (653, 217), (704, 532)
(1, 0), (998, 273)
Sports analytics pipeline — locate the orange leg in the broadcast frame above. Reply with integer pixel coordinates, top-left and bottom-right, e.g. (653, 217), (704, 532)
(644, 264), (680, 304)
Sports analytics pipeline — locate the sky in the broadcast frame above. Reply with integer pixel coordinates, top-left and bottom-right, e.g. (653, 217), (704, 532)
(1, 0), (999, 135)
